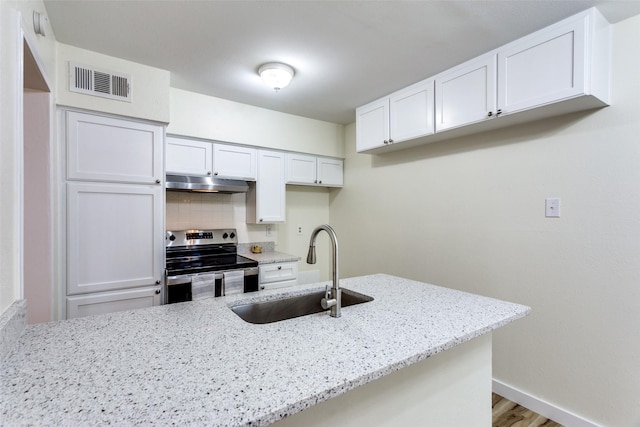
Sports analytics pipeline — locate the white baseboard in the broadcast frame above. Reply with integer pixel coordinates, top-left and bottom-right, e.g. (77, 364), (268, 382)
(492, 379), (600, 427)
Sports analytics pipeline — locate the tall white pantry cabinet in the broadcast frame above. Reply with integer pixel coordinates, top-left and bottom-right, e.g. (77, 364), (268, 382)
(61, 110), (165, 319)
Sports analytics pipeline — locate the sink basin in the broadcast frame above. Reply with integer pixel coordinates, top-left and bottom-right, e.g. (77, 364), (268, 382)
(231, 288), (374, 324)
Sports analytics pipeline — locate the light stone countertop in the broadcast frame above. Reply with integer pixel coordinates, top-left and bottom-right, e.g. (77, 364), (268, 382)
(0, 274), (530, 426)
(240, 250), (301, 264)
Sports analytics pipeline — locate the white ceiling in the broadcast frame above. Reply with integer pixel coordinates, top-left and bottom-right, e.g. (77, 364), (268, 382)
(43, 0), (640, 125)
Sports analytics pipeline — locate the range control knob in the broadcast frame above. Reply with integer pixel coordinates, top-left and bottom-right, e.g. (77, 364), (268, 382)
(230, 232), (236, 239)
(169, 234), (176, 241)
(222, 232), (229, 239)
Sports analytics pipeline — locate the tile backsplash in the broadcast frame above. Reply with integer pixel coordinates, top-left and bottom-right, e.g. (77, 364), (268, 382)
(165, 191), (277, 244)
(166, 191), (236, 231)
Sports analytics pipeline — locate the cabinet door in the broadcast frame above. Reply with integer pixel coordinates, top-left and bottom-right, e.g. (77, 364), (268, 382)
(67, 182), (163, 295)
(497, 16), (586, 115)
(213, 144), (257, 181)
(356, 98), (389, 152)
(317, 157), (344, 187)
(435, 54), (497, 132)
(389, 79), (435, 143)
(286, 153), (317, 185)
(166, 136), (213, 176)
(67, 286), (162, 319)
(247, 150), (285, 224)
(67, 111), (163, 184)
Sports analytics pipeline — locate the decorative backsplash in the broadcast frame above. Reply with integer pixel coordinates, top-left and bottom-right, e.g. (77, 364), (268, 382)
(165, 191), (277, 244)
(166, 191), (236, 231)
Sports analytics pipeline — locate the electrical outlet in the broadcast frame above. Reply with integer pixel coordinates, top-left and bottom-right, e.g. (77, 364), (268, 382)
(266, 225), (273, 236)
(297, 225), (303, 236)
(545, 198), (561, 218)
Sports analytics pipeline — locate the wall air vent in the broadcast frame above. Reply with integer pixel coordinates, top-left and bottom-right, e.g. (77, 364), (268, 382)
(69, 62), (132, 102)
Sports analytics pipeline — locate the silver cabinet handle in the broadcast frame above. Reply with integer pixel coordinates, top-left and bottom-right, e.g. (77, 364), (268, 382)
(389, 139), (394, 143)
(383, 140), (389, 144)
(155, 179), (161, 184)
(277, 266), (282, 270)
(207, 171), (212, 176)
(155, 289), (161, 295)
(214, 172), (219, 176)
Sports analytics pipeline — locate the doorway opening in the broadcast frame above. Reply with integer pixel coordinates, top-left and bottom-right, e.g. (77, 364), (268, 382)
(23, 38), (53, 324)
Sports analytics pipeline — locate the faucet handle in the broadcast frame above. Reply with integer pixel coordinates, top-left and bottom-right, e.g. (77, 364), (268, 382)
(321, 285), (337, 310)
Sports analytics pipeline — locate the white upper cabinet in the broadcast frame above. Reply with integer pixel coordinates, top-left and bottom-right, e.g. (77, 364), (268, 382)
(356, 79), (434, 152)
(286, 153), (343, 187)
(166, 137), (257, 181)
(213, 144), (257, 181)
(356, 98), (389, 152)
(166, 136), (213, 176)
(357, 7), (610, 154)
(435, 55), (497, 132)
(317, 157), (344, 187)
(67, 111), (163, 184)
(497, 8), (610, 115)
(247, 150), (286, 224)
(389, 80), (435, 142)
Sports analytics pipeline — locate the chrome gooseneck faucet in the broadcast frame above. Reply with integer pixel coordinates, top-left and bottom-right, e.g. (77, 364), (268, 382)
(306, 224), (341, 318)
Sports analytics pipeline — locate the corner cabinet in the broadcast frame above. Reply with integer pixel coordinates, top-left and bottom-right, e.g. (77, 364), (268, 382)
(356, 79), (434, 152)
(61, 110), (164, 319)
(285, 153), (343, 187)
(247, 150), (286, 224)
(358, 7), (611, 154)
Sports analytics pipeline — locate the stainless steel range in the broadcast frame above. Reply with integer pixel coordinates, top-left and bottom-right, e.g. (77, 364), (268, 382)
(165, 229), (259, 304)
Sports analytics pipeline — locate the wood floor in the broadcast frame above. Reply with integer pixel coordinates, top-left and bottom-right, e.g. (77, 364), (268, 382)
(493, 394), (564, 427)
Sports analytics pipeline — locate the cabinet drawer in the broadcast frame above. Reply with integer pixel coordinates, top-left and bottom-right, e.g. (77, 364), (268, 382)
(259, 262), (298, 285)
(67, 286), (161, 319)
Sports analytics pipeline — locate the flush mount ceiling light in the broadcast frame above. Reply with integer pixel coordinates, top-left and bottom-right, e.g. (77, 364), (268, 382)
(258, 62), (294, 92)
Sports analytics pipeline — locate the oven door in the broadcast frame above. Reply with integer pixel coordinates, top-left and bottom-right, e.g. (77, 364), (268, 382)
(166, 273), (193, 304)
(214, 267), (260, 297)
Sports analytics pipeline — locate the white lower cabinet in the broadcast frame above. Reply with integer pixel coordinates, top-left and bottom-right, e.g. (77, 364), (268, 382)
(259, 262), (298, 291)
(67, 286), (161, 319)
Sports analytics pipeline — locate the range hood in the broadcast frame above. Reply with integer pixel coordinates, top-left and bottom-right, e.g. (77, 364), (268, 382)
(165, 174), (249, 193)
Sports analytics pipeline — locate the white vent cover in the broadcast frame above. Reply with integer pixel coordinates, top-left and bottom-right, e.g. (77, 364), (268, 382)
(69, 62), (131, 102)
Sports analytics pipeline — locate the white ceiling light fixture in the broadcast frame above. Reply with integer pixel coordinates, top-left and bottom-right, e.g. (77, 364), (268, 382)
(258, 62), (294, 92)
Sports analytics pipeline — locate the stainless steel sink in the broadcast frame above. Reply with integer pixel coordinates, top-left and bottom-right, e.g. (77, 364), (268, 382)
(231, 288), (374, 324)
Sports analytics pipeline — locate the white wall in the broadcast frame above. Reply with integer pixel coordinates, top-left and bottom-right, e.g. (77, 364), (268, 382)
(0, 0), (56, 316)
(331, 14), (640, 426)
(168, 88), (344, 158)
(55, 43), (170, 123)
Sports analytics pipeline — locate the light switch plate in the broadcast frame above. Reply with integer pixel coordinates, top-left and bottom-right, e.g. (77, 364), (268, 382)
(545, 198), (561, 218)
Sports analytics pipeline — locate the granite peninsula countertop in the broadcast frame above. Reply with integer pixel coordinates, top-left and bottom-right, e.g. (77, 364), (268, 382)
(0, 274), (530, 426)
